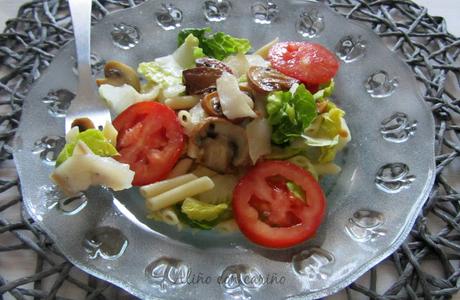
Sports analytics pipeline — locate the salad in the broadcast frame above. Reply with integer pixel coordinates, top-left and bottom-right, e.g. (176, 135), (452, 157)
(50, 28), (350, 249)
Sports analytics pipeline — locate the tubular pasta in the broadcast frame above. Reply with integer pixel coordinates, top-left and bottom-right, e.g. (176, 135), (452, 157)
(140, 174), (197, 198)
(147, 208), (183, 230)
(177, 110), (194, 135)
(146, 176), (215, 211)
(160, 207), (182, 229)
(165, 95), (200, 110)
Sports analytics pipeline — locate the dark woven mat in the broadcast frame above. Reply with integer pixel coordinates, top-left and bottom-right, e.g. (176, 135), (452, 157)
(0, 0), (459, 299)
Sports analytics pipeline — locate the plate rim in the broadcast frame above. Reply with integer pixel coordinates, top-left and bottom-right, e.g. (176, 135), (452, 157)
(13, 0), (437, 299)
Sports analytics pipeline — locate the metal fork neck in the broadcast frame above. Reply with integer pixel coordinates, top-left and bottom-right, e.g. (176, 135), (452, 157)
(69, 0), (93, 94)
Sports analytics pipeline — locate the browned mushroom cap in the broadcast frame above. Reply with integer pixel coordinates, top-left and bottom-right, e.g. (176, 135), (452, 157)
(191, 117), (249, 173)
(247, 66), (300, 93)
(96, 60), (141, 92)
(183, 67), (223, 95)
(238, 84), (255, 100)
(196, 57), (233, 74)
(71, 117), (95, 132)
(201, 91), (224, 117)
(201, 90), (255, 124)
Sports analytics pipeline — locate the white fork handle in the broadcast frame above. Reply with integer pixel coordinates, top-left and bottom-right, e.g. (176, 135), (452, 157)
(69, 0), (93, 102)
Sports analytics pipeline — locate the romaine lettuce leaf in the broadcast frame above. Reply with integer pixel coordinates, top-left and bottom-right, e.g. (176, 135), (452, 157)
(138, 34), (205, 98)
(286, 181), (306, 201)
(316, 106), (345, 138)
(313, 79), (335, 101)
(287, 155), (319, 180)
(318, 146), (338, 163)
(266, 84), (317, 144)
(181, 197), (228, 222)
(297, 105), (346, 163)
(178, 28), (211, 46)
(56, 129), (118, 166)
(301, 135), (340, 147)
(172, 34), (204, 69)
(265, 146), (303, 160)
(178, 27), (251, 60)
(174, 202), (232, 230)
(138, 59), (185, 98)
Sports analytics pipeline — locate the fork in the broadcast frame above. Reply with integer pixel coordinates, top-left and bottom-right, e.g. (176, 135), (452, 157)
(66, 0), (111, 133)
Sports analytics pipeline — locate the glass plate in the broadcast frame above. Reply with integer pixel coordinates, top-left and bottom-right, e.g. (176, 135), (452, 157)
(13, 0), (436, 299)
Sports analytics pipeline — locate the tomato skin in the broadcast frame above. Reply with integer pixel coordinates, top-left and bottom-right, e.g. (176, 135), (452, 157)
(113, 102), (185, 186)
(232, 160), (326, 248)
(268, 42), (339, 85)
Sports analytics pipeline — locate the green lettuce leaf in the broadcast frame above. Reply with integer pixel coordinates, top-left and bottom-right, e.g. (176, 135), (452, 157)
(318, 146), (338, 163)
(286, 181), (306, 201)
(138, 34), (203, 98)
(138, 59), (185, 98)
(301, 135), (340, 147)
(265, 146), (303, 160)
(267, 84), (317, 144)
(56, 129), (118, 166)
(294, 104), (346, 163)
(316, 106), (345, 138)
(172, 34), (204, 68)
(178, 28), (211, 46)
(313, 79), (335, 101)
(181, 197), (228, 222)
(287, 155), (319, 180)
(174, 202), (232, 230)
(178, 27), (251, 60)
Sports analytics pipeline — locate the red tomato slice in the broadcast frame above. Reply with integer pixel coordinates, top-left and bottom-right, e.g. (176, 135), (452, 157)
(112, 102), (185, 186)
(233, 160), (326, 248)
(268, 42), (339, 85)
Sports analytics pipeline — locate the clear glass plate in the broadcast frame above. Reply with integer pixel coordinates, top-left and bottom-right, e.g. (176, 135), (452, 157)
(13, 0), (435, 299)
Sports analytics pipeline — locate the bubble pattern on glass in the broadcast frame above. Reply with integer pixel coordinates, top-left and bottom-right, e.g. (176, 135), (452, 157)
(251, 1), (279, 24)
(203, 0), (232, 22)
(111, 23), (140, 49)
(72, 53), (105, 76)
(155, 3), (183, 30)
(145, 258), (189, 292)
(58, 193), (88, 215)
(32, 135), (65, 164)
(380, 112), (418, 143)
(335, 35), (367, 62)
(296, 8), (325, 38)
(365, 70), (399, 98)
(83, 226), (128, 260)
(346, 210), (387, 242)
(42, 89), (75, 117)
(219, 264), (264, 300)
(292, 248), (335, 280)
(375, 163), (416, 193)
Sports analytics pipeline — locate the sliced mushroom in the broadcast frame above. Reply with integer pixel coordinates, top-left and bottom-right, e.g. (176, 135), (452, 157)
(247, 66), (300, 93)
(71, 117), (95, 132)
(183, 67), (223, 95)
(191, 117), (250, 173)
(196, 57), (233, 74)
(96, 60), (141, 92)
(238, 84), (255, 100)
(201, 91), (223, 117)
